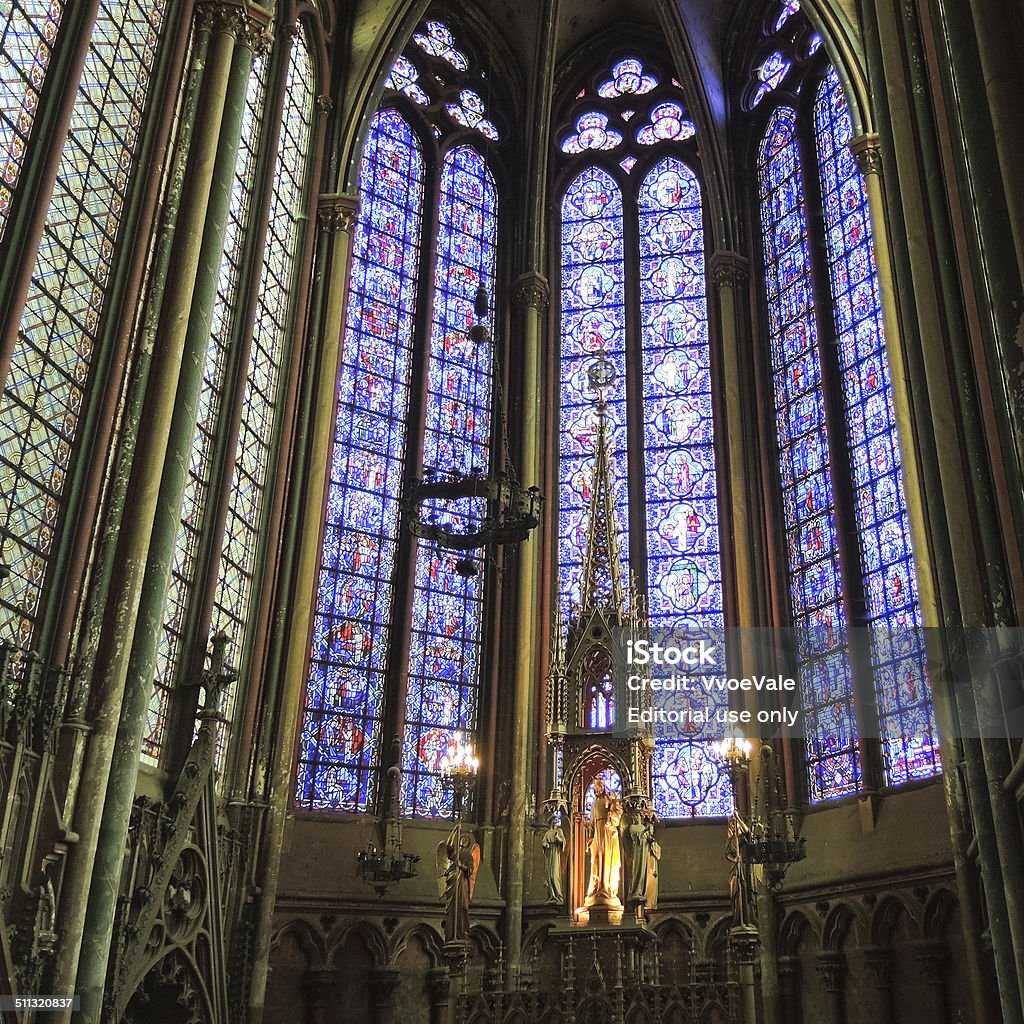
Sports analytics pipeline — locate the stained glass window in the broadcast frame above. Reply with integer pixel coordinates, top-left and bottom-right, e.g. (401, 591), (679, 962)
(0, 0), (165, 661)
(0, 0), (65, 242)
(584, 648), (615, 729)
(300, 20), (501, 817)
(401, 146), (496, 817)
(386, 55), (430, 106)
(559, 167), (629, 617)
(598, 58), (657, 98)
(813, 67), (939, 785)
(413, 21), (468, 71)
(636, 103), (695, 145)
(639, 158), (730, 817)
(143, 53), (269, 764)
(209, 31), (315, 773)
(560, 112), (622, 155)
(298, 111), (425, 812)
(753, 52), (792, 106)
(446, 89), (498, 140)
(758, 106), (860, 801)
(557, 63), (726, 817)
(775, 0), (800, 30)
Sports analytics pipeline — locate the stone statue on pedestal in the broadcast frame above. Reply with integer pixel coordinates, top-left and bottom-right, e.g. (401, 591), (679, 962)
(541, 803), (567, 904)
(437, 827), (480, 942)
(627, 799), (661, 912)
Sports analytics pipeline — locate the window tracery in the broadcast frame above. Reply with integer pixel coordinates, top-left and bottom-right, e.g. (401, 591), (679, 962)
(0, 0), (166, 664)
(751, 15), (940, 799)
(556, 55), (730, 818)
(298, 19), (499, 817)
(0, 0), (66, 242)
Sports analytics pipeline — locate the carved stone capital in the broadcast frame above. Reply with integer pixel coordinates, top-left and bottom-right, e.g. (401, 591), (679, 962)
(512, 271), (550, 312)
(442, 939), (471, 977)
(318, 194), (359, 234)
(195, 1), (248, 37)
(709, 251), (749, 289)
(850, 133), (884, 177)
(816, 951), (847, 993)
(863, 946), (894, 988)
(728, 924), (760, 964)
(316, 95), (334, 114)
(236, 9), (274, 55)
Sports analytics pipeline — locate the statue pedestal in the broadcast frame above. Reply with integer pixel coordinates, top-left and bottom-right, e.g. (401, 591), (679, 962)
(574, 903), (624, 926)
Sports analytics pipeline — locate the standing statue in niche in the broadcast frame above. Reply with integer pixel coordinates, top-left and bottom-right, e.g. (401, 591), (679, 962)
(541, 802), (567, 905)
(627, 799), (661, 913)
(725, 812), (756, 930)
(584, 777), (623, 907)
(437, 827), (480, 942)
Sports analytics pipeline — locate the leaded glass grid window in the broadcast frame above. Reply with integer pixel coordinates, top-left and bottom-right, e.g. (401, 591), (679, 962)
(555, 56), (731, 818)
(752, 28), (940, 799)
(297, 20), (500, 818)
(0, 0), (166, 664)
(0, 0), (66, 242)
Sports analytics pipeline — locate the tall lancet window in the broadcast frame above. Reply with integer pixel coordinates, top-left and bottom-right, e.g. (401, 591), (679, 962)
(298, 19), (500, 818)
(751, 1), (940, 801)
(556, 55), (730, 818)
(0, 0), (166, 665)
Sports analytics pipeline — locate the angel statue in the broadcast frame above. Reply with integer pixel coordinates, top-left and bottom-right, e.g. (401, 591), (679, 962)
(437, 826), (481, 942)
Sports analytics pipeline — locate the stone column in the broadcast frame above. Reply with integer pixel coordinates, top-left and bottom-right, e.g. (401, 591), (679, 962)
(305, 965), (338, 1024)
(862, 946), (895, 1024)
(368, 967), (402, 1024)
(52, 6), (244, 1017)
(777, 955), (802, 1024)
(816, 951), (846, 1024)
(72, 9), (267, 1019)
(730, 927), (760, 1024)
(709, 252), (755, 632)
(913, 939), (950, 1024)
(427, 966), (452, 1024)
(247, 193), (359, 1020)
(850, 127), (1011, 1024)
(505, 271), (549, 974)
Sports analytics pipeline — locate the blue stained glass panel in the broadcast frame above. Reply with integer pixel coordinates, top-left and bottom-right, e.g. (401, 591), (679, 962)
(638, 158), (729, 818)
(758, 106), (860, 801)
(298, 110), (425, 812)
(814, 67), (939, 785)
(402, 146), (496, 818)
(0, 0), (165, 662)
(559, 167), (629, 618)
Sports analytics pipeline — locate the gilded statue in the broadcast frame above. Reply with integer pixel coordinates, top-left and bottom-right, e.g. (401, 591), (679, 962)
(584, 777), (623, 908)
